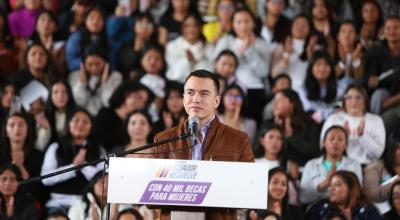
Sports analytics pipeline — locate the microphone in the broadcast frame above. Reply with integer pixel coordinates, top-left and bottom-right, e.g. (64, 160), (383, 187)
(188, 116), (200, 145)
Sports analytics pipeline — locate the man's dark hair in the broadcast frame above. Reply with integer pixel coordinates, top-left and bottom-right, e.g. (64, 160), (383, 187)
(184, 70), (220, 94)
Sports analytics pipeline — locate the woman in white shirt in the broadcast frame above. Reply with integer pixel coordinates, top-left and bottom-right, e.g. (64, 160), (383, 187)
(300, 125), (362, 205)
(320, 84), (386, 165)
(271, 14), (313, 92)
(165, 14), (213, 83)
(213, 8), (271, 124)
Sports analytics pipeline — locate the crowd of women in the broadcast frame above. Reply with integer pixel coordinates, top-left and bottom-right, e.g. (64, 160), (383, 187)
(1, 0), (400, 219)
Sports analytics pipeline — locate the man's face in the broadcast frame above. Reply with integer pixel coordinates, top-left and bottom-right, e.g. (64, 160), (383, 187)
(183, 77), (220, 122)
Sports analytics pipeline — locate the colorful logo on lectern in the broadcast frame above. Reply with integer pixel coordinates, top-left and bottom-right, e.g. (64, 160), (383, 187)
(155, 161), (198, 179)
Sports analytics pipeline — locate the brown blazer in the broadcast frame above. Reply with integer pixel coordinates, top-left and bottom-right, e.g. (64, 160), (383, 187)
(150, 116), (255, 220)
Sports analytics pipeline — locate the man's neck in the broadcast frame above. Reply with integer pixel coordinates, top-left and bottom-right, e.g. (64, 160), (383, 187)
(199, 114), (215, 129)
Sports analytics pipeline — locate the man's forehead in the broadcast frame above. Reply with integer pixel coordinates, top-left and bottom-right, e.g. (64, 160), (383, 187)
(184, 77), (216, 91)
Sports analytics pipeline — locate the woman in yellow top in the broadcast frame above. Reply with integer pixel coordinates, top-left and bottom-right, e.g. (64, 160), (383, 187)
(202, 0), (236, 44)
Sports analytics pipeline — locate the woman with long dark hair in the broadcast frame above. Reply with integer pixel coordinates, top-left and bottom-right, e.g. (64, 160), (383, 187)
(0, 164), (38, 220)
(153, 81), (186, 135)
(112, 109), (154, 159)
(44, 80), (76, 144)
(271, 14), (313, 92)
(159, 0), (199, 42)
(93, 82), (154, 152)
(31, 10), (66, 78)
(66, 6), (108, 72)
(262, 89), (320, 180)
(10, 42), (53, 91)
(0, 112), (46, 206)
(116, 13), (162, 79)
(356, 0), (384, 50)
(41, 108), (105, 213)
(267, 167), (304, 220)
(298, 50), (338, 124)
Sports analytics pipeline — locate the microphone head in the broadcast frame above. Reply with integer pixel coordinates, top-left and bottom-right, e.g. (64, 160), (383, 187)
(188, 116), (200, 125)
(188, 116), (199, 138)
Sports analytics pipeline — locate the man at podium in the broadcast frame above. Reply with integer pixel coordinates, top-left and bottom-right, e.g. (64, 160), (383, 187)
(150, 69), (255, 220)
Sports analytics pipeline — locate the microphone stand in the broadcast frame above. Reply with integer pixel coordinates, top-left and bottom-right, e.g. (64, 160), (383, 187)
(20, 133), (190, 219)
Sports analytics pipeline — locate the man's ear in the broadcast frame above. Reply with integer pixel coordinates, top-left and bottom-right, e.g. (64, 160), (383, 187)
(215, 95), (221, 109)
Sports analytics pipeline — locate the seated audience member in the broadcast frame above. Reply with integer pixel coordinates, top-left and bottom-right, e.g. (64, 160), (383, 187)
(255, 125), (286, 168)
(10, 42), (53, 91)
(300, 125), (362, 205)
(334, 21), (365, 96)
(261, 0), (291, 52)
(153, 82), (186, 135)
(138, 44), (167, 117)
(356, 0), (384, 51)
(267, 167), (304, 220)
(0, 164), (38, 220)
(213, 49), (246, 93)
(270, 14), (313, 92)
(65, 7), (108, 72)
(262, 74), (292, 121)
(384, 181), (400, 220)
(111, 109), (153, 158)
(365, 16), (400, 115)
(94, 82), (154, 152)
(0, 112), (45, 203)
(31, 10), (67, 78)
(7, 0), (42, 38)
(202, 0), (235, 44)
(298, 50), (338, 124)
(159, 0), (199, 42)
(41, 109), (105, 213)
(116, 208), (144, 220)
(308, 0), (336, 56)
(213, 8), (270, 124)
(363, 133), (400, 204)
(320, 84), (386, 165)
(57, 0), (94, 40)
(262, 89), (320, 180)
(116, 13), (162, 80)
(306, 171), (381, 220)
(44, 80), (76, 144)
(68, 44), (122, 116)
(218, 84), (257, 144)
(165, 14), (213, 83)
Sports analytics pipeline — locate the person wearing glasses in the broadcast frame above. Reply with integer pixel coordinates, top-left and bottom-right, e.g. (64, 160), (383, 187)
(320, 84), (386, 165)
(218, 84), (257, 144)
